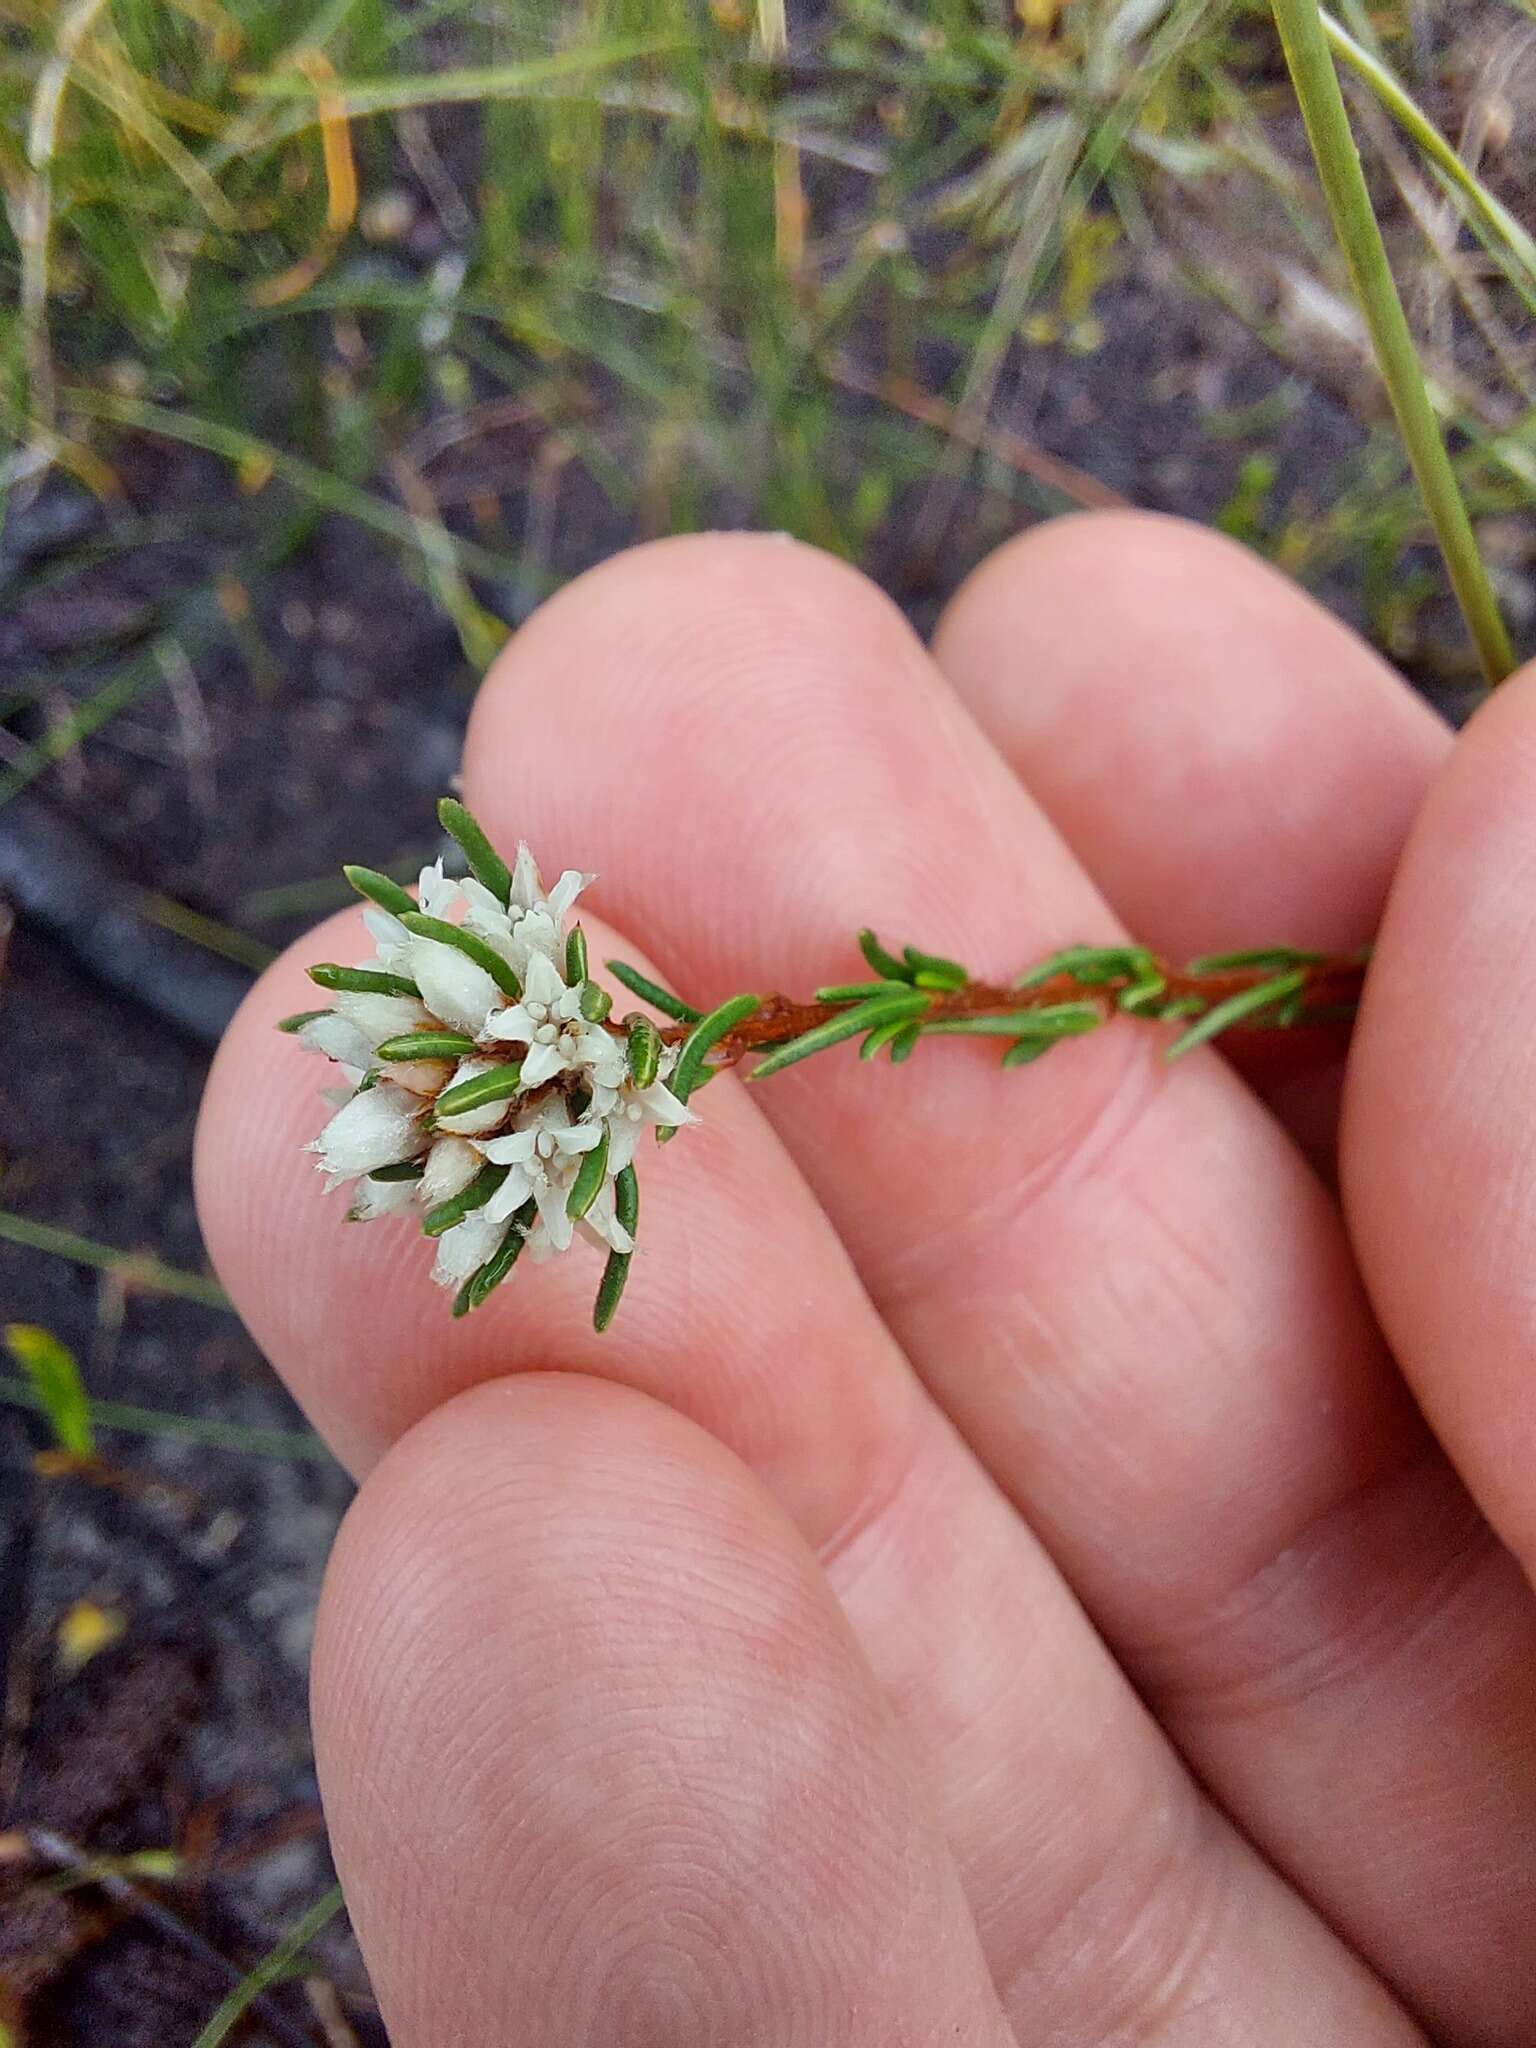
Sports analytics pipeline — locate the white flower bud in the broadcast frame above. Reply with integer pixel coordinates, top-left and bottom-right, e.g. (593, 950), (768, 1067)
(300, 1012), (374, 1071)
(407, 936), (501, 1037)
(430, 1206), (505, 1287)
(420, 1135), (482, 1206)
(334, 991), (430, 1047)
(348, 1174), (420, 1220)
(309, 1083), (423, 1180)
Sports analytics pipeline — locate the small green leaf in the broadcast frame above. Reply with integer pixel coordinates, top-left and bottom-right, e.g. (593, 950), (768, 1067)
(5, 1324), (94, 1457)
(343, 865), (416, 917)
(748, 992), (929, 1081)
(308, 963), (420, 999)
(276, 1008), (330, 1034)
(375, 1031), (476, 1061)
(398, 912), (521, 1000)
(888, 1023), (920, 1063)
(593, 1250), (632, 1332)
(1013, 944), (1155, 990)
(1184, 947), (1326, 975)
(438, 797), (513, 906)
(605, 958), (702, 1023)
(1165, 969), (1309, 1058)
(1116, 975), (1168, 1015)
(579, 979), (613, 1022)
(565, 925), (588, 984)
(626, 1015), (662, 1089)
(454, 1200), (537, 1316)
(1001, 1038), (1053, 1068)
(857, 930), (913, 982)
(920, 1003), (1101, 1039)
(566, 1126), (611, 1220)
(903, 946), (968, 990)
(815, 980), (913, 1003)
(368, 1160), (426, 1183)
(859, 1014), (911, 1060)
(671, 992), (762, 1104)
(614, 1164), (639, 1237)
(423, 1162), (510, 1237)
(433, 1062), (524, 1119)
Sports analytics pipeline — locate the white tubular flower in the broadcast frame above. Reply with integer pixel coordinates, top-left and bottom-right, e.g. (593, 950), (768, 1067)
(575, 1179), (635, 1258)
(483, 952), (624, 1091)
(326, 990), (448, 1095)
(478, 1099), (604, 1242)
(293, 802), (700, 1326)
(308, 1082), (424, 1182)
(363, 905), (412, 966)
(600, 1070), (697, 1172)
(415, 858), (460, 918)
(348, 1173), (421, 1221)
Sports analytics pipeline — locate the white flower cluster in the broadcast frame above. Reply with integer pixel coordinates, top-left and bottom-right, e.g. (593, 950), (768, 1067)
(299, 841), (694, 1298)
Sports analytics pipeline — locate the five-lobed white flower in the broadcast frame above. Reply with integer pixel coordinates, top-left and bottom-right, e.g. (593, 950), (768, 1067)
(303, 843), (696, 1290)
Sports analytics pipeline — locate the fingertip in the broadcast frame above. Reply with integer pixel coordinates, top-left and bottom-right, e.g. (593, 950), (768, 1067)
(460, 530), (962, 958)
(312, 1371), (1004, 2048)
(466, 529), (913, 823)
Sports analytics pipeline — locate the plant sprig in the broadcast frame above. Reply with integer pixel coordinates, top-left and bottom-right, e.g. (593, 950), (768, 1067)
(295, 801), (1369, 1337)
(605, 935), (1366, 1084)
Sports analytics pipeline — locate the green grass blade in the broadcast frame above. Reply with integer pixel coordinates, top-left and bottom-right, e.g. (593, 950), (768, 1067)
(190, 1886), (346, 2048)
(1271, 0), (1516, 686)
(1321, 12), (1536, 302)
(5, 1324), (94, 1456)
(0, 1211), (230, 1306)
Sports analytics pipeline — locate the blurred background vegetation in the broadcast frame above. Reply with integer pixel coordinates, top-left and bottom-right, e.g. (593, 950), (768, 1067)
(4, 0), (1534, 682)
(0, 0), (1532, 2039)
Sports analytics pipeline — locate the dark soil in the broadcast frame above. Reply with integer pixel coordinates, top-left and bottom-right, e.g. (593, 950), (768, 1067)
(0, 247), (1465, 2041)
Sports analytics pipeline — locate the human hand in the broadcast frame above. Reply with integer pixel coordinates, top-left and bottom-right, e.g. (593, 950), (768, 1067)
(196, 518), (1536, 2046)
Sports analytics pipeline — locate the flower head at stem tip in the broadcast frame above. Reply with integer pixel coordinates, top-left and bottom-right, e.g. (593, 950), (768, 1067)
(292, 805), (1368, 1327)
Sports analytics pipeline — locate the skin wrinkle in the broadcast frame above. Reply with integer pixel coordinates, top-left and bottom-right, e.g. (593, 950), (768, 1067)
(1126, 1446), (1498, 1722)
(998, 1790), (1236, 2048)
(931, 513), (1447, 960)
(872, 1019), (1164, 1305)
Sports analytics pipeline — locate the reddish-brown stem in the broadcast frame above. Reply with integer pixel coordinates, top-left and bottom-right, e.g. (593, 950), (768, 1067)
(651, 953), (1369, 1068)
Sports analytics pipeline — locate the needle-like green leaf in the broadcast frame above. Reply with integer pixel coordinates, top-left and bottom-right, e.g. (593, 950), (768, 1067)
(1165, 969), (1309, 1057)
(423, 1162), (510, 1237)
(343, 865), (416, 917)
(438, 797), (513, 906)
(433, 1062), (524, 1119)
(398, 912), (522, 999)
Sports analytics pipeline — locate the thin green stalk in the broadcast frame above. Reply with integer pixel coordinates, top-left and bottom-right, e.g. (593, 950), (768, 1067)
(189, 1886), (346, 2048)
(0, 1211), (230, 1307)
(1320, 13), (1536, 302)
(1271, 0), (1516, 686)
(0, 1377), (329, 1462)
